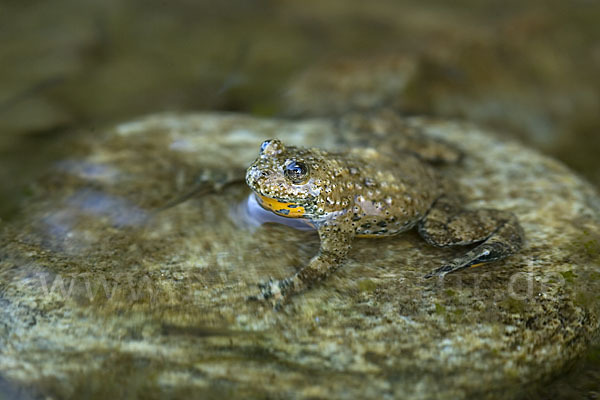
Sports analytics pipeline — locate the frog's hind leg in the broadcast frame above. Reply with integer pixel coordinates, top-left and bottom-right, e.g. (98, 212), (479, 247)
(417, 196), (524, 278)
(338, 109), (463, 164)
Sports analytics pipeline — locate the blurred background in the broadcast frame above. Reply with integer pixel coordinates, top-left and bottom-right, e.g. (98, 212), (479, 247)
(1, 0), (599, 220)
(1, 0), (599, 396)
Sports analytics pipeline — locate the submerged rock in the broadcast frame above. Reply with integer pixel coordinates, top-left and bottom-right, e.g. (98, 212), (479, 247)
(1, 112), (599, 399)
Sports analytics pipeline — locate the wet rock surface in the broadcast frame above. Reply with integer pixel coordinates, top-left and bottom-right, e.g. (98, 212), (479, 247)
(1, 113), (599, 399)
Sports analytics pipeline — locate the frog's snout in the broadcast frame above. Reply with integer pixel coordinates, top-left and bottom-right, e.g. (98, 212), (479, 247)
(246, 165), (263, 182)
(245, 165), (271, 190)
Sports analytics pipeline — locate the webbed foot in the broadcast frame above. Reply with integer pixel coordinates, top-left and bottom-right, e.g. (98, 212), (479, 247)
(423, 236), (523, 279)
(424, 264), (457, 279)
(419, 196), (524, 279)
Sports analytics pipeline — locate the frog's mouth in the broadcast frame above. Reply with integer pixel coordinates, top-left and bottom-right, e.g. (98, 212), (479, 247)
(255, 194), (306, 218)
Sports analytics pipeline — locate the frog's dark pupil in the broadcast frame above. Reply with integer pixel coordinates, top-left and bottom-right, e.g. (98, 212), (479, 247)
(284, 161), (308, 183)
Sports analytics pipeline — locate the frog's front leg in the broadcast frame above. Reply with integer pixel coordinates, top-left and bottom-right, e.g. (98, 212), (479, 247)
(418, 195), (524, 278)
(249, 221), (354, 308)
(157, 168), (245, 211)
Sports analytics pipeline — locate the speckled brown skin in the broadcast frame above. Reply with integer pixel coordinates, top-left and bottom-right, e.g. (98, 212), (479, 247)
(245, 139), (524, 307)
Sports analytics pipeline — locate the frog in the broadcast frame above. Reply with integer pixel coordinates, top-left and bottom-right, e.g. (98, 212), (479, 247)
(244, 117), (524, 307)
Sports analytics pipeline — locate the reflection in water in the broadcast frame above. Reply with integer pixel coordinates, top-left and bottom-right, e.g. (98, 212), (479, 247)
(65, 189), (148, 227)
(231, 194), (316, 232)
(55, 159), (121, 183)
(40, 189), (148, 254)
(0, 374), (33, 400)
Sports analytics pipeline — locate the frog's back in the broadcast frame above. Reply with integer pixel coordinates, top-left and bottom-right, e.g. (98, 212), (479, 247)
(345, 148), (441, 237)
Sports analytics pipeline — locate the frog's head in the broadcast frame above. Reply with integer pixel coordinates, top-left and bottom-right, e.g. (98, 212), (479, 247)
(246, 139), (326, 219)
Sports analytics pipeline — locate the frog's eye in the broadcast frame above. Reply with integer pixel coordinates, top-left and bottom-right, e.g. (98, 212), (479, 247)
(284, 160), (309, 184)
(260, 140), (271, 154)
(259, 139), (284, 156)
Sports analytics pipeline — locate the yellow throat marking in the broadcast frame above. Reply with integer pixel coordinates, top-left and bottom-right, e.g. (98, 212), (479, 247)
(256, 194), (306, 218)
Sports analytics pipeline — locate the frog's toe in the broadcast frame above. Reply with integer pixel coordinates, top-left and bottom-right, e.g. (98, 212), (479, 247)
(246, 293), (267, 302)
(246, 278), (275, 301)
(424, 264), (456, 279)
(257, 278), (275, 293)
(246, 293), (282, 310)
(247, 277), (295, 308)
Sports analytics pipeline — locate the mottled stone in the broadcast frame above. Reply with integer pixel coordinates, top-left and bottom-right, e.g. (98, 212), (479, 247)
(1, 113), (599, 399)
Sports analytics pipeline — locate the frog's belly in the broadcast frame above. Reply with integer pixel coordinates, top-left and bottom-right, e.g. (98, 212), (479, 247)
(352, 196), (424, 237)
(355, 218), (419, 238)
